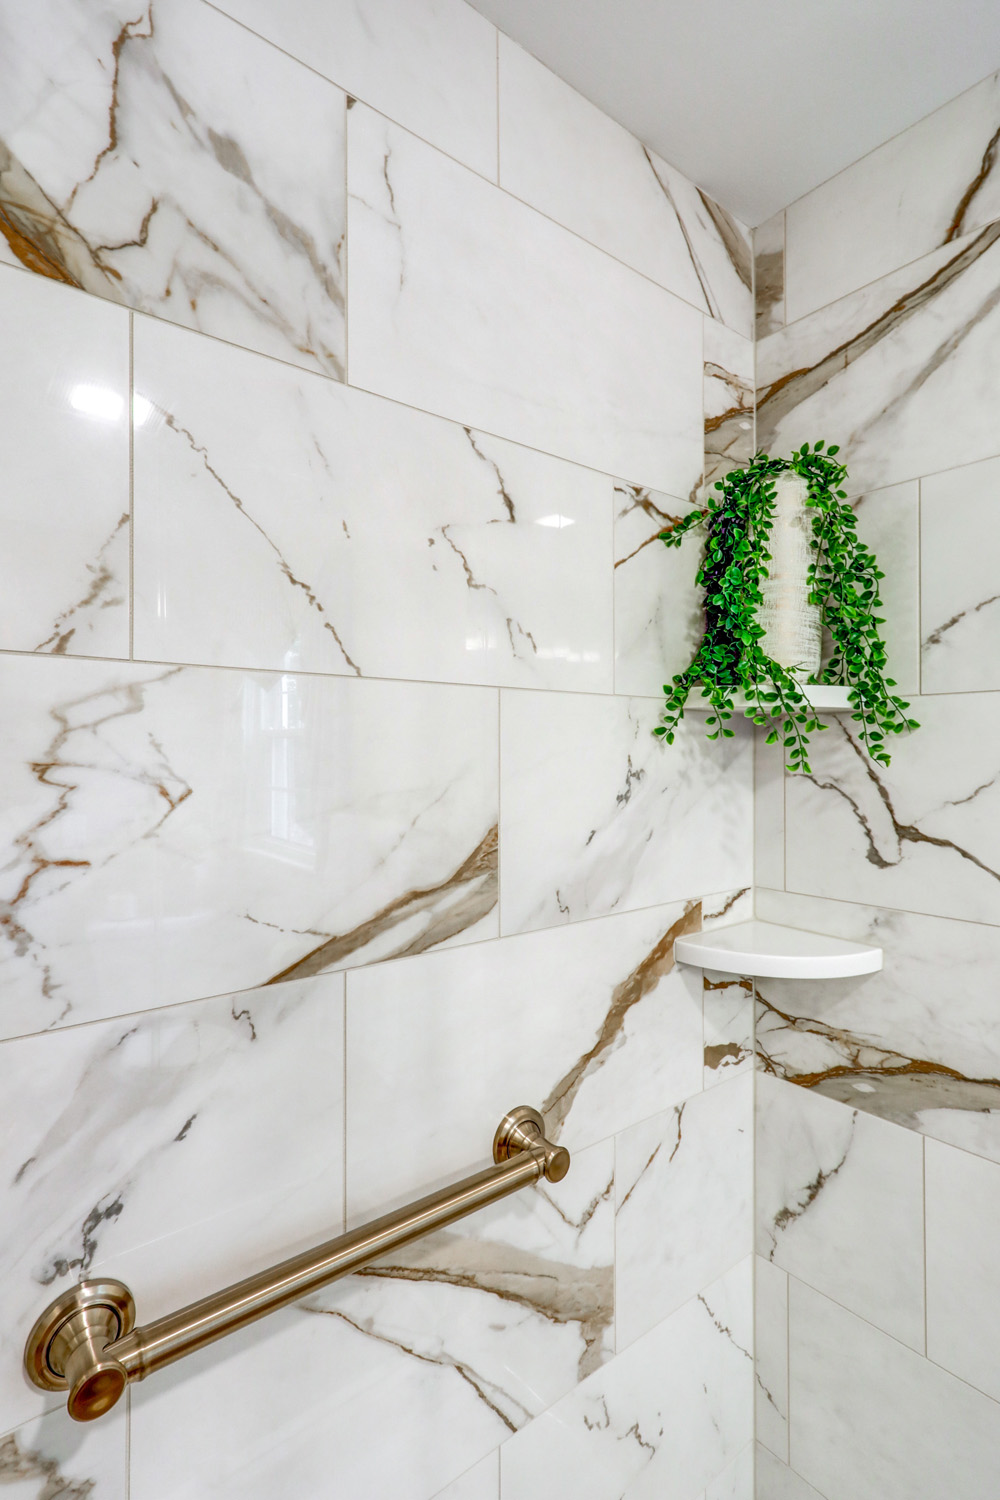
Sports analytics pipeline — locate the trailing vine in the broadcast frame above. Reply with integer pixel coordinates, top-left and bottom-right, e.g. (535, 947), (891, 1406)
(655, 442), (918, 773)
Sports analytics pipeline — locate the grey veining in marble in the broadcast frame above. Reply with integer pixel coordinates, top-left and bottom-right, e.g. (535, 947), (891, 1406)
(0, 0), (346, 374)
(0, 1407), (126, 1498)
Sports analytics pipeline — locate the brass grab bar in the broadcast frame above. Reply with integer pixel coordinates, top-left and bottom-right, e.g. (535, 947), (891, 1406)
(24, 1105), (569, 1423)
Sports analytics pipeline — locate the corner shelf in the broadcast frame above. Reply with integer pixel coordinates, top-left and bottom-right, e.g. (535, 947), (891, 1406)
(674, 919), (882, 979)
(686, 685), (853, 714)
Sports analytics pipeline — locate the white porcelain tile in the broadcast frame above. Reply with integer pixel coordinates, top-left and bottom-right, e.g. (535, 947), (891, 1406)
(0, 0), (346, 374)
(345, 901), (714, 1208)
(0, 1406), (126, 1497)
(347, 105), (704, 494)
(0, 656), (497, 1039)
(703, 320), (754, 493)
(756, 1076), (924, 1351)
(214, 0), (498, 179)
(613, 485), (704, 699)
(926, 1137), (1000, 1401)
(497, 37), (752, 334)
(0, 978), (342, 1431)
(785, 69), (1000, 322)
(331, 1138), (613, 1433)
(755, 212), (785, 338)
(130, 1295), (506, 1500)
(757, 226), (1000, 495)
(754, 737), (786, 890)
(921, 455), (1000, 693)
(433, 1453), (499, 1500)
(783, 695), (1000, 925)
(499, 1258), (753, 1500)
(703, 971), (754, 1089)
(847, 481), (921, 695)
(705, 1443), (755, 1500)
(499, 690), (753, 935)
(755, 1445), (826, 1500)
(133, 316), (612, 690)
(0, 266), (129, 656)
(756, 891), (1000, 1160)
(755, 1256), (789, 1461)
(615, 1074), (752, 1348)
(788, 1278), (1000, 1500)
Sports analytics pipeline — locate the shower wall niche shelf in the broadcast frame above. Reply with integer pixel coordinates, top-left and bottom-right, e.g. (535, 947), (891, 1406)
(686, 685), (853, 714)
(675, 919), (882, 979)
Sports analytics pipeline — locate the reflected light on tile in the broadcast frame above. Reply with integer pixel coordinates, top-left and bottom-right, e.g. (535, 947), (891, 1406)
(535, 513), (576, 528)
(69, 382), (124, 422)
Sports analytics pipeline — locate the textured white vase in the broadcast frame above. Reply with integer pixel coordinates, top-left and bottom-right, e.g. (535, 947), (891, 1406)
(758, 471), (821, 678)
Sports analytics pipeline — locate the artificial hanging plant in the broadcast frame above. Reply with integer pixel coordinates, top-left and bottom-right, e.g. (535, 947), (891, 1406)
(655, 442), (918, 773)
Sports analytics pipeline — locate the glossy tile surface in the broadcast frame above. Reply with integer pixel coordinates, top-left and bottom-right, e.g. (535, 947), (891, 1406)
(754, 212), (785, 338)
(435, 1454), (499, 1500)
(214, 0), (498, 179)
(756, 1077), (924, 1351)
(926, 1138), (1000, 1401)
(347, 105), (704, 493)
(613, 484), (702, 700)
(499, 690), (752, 934)
(133, 317), (612, 689)
(755, 1445), (826, 1500)
(499, 1259), (753, 1500)
(615, 1074), (752, 1348)
(497, 36), (752, 335)
(755, 1257), (789, 1462)
(853, 481), (920, 695)
(703, 972), (754, 1089)
(0, 1406), (126, 1498)
(0, 977), (342, 1430)
(703, 321), (754, 493)
(0, 267), (129, 657)
(0, 656), (497, 1038)
(705, 1444), (755, 1500)
(921, 454), (1000, 693)
(0, 0), (346, 374)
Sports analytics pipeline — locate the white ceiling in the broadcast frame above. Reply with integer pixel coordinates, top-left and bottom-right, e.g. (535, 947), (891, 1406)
(469, 0), (1000, 224)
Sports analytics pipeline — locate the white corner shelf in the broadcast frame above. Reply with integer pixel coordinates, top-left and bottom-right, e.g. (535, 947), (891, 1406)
(674, 919), (882, 979)
(686, 685), (853, 714)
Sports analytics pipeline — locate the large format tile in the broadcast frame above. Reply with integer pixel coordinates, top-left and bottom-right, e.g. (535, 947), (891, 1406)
(755, 225), (1000, 495)
(754, 212), (785, 338)
(499, 690), (752, 935)
(788, 1279), (1000, 1500)
(784, 69), (1000, 322)
(703, 321), (754, 492)
(782, 697), (1000, 926)
(613, 484), (703, 700)
(213, 0), (498, 179)
(497, 37), (752, 335)
(498, 1259), (753, 1500)
(756, 1077), (924, 1351)
(756, 890), (1000, 1161)
(926, 1137), (1000, 1402)
(921, 454), (1000, 694)
(0, 267), (129, 657)
(703, 971), (754, 1089)
(0, 656), (497, 1038)
(0, 978), (342, 1431)
(755, 1257), (789, 1461)
(852, 481), (920, 695)
(347, 105), (704, 494)
(0, 0), (346, 374)
(756, 1445), (826, 1500)
(433, 1454), (499, 1500)
(705, 1444), (755, 1500)
(345, 900), (724, 1208)
(0, 1406), (126, 1498)
(133, 317), (612, 689)
(615, 1074), (752, 1348)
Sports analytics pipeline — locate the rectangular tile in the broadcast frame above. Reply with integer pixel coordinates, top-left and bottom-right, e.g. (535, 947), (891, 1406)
(782, 694), (1000, 925)
(0, 1406), (126, 1497)
(497, 37), (752, 335)
(755, 1445), (826, 1500)
(0, 977), (342, 1431)
(615, 1074), (752, 1348)
(133, 316), (613, 690)
(755, 1257), (789, 1461)
(754, 737), (786, 890)
(852, 481), (920, 695)
(613, 485), (703, 700)
(213, 0), (498, 179)
(0, 267), (129, 657)
(0, 0), (346, 374)
(755, 890), (1000, 1162)
(347, 105), (704, 494)
(499, 689), (752, 935)
(0, 656), (497, 1038)
(703, 971), (754, 1089)
(754, 212), (785, 338)
(785, 69), (1000, 322)
(926, 1137), (1000, 1402)
(757, 226), (1000, 494)
(705, 1443), (755, 1500)
(499, 1258), (753, 1500)
(433, 1454), (500, 1500)
(788, 1278), (1000, 1500)
(756, 1077), (924, 1351)
(921, 455), (1000, 693)
(703, 321), (754, 493)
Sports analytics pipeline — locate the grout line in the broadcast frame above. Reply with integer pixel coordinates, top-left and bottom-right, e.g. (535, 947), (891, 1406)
(784, 1252), (791, 1465)
(496, 688), (503, 934)
(495, 28), (501, 186)
(128, 310), (135, 663)
(922, 1133), (928, 1357)
(765, 881), (1000, 932)
(917, 475), (924, 696)
(342, 973), (349, 1230)
(125, 1384), (131, 1499)
(343, 94), (350, 389)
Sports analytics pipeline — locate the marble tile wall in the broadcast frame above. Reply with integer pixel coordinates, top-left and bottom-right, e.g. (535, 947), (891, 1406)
(0, 2), (755, 1495)
(753, 62), (1000, 1500)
